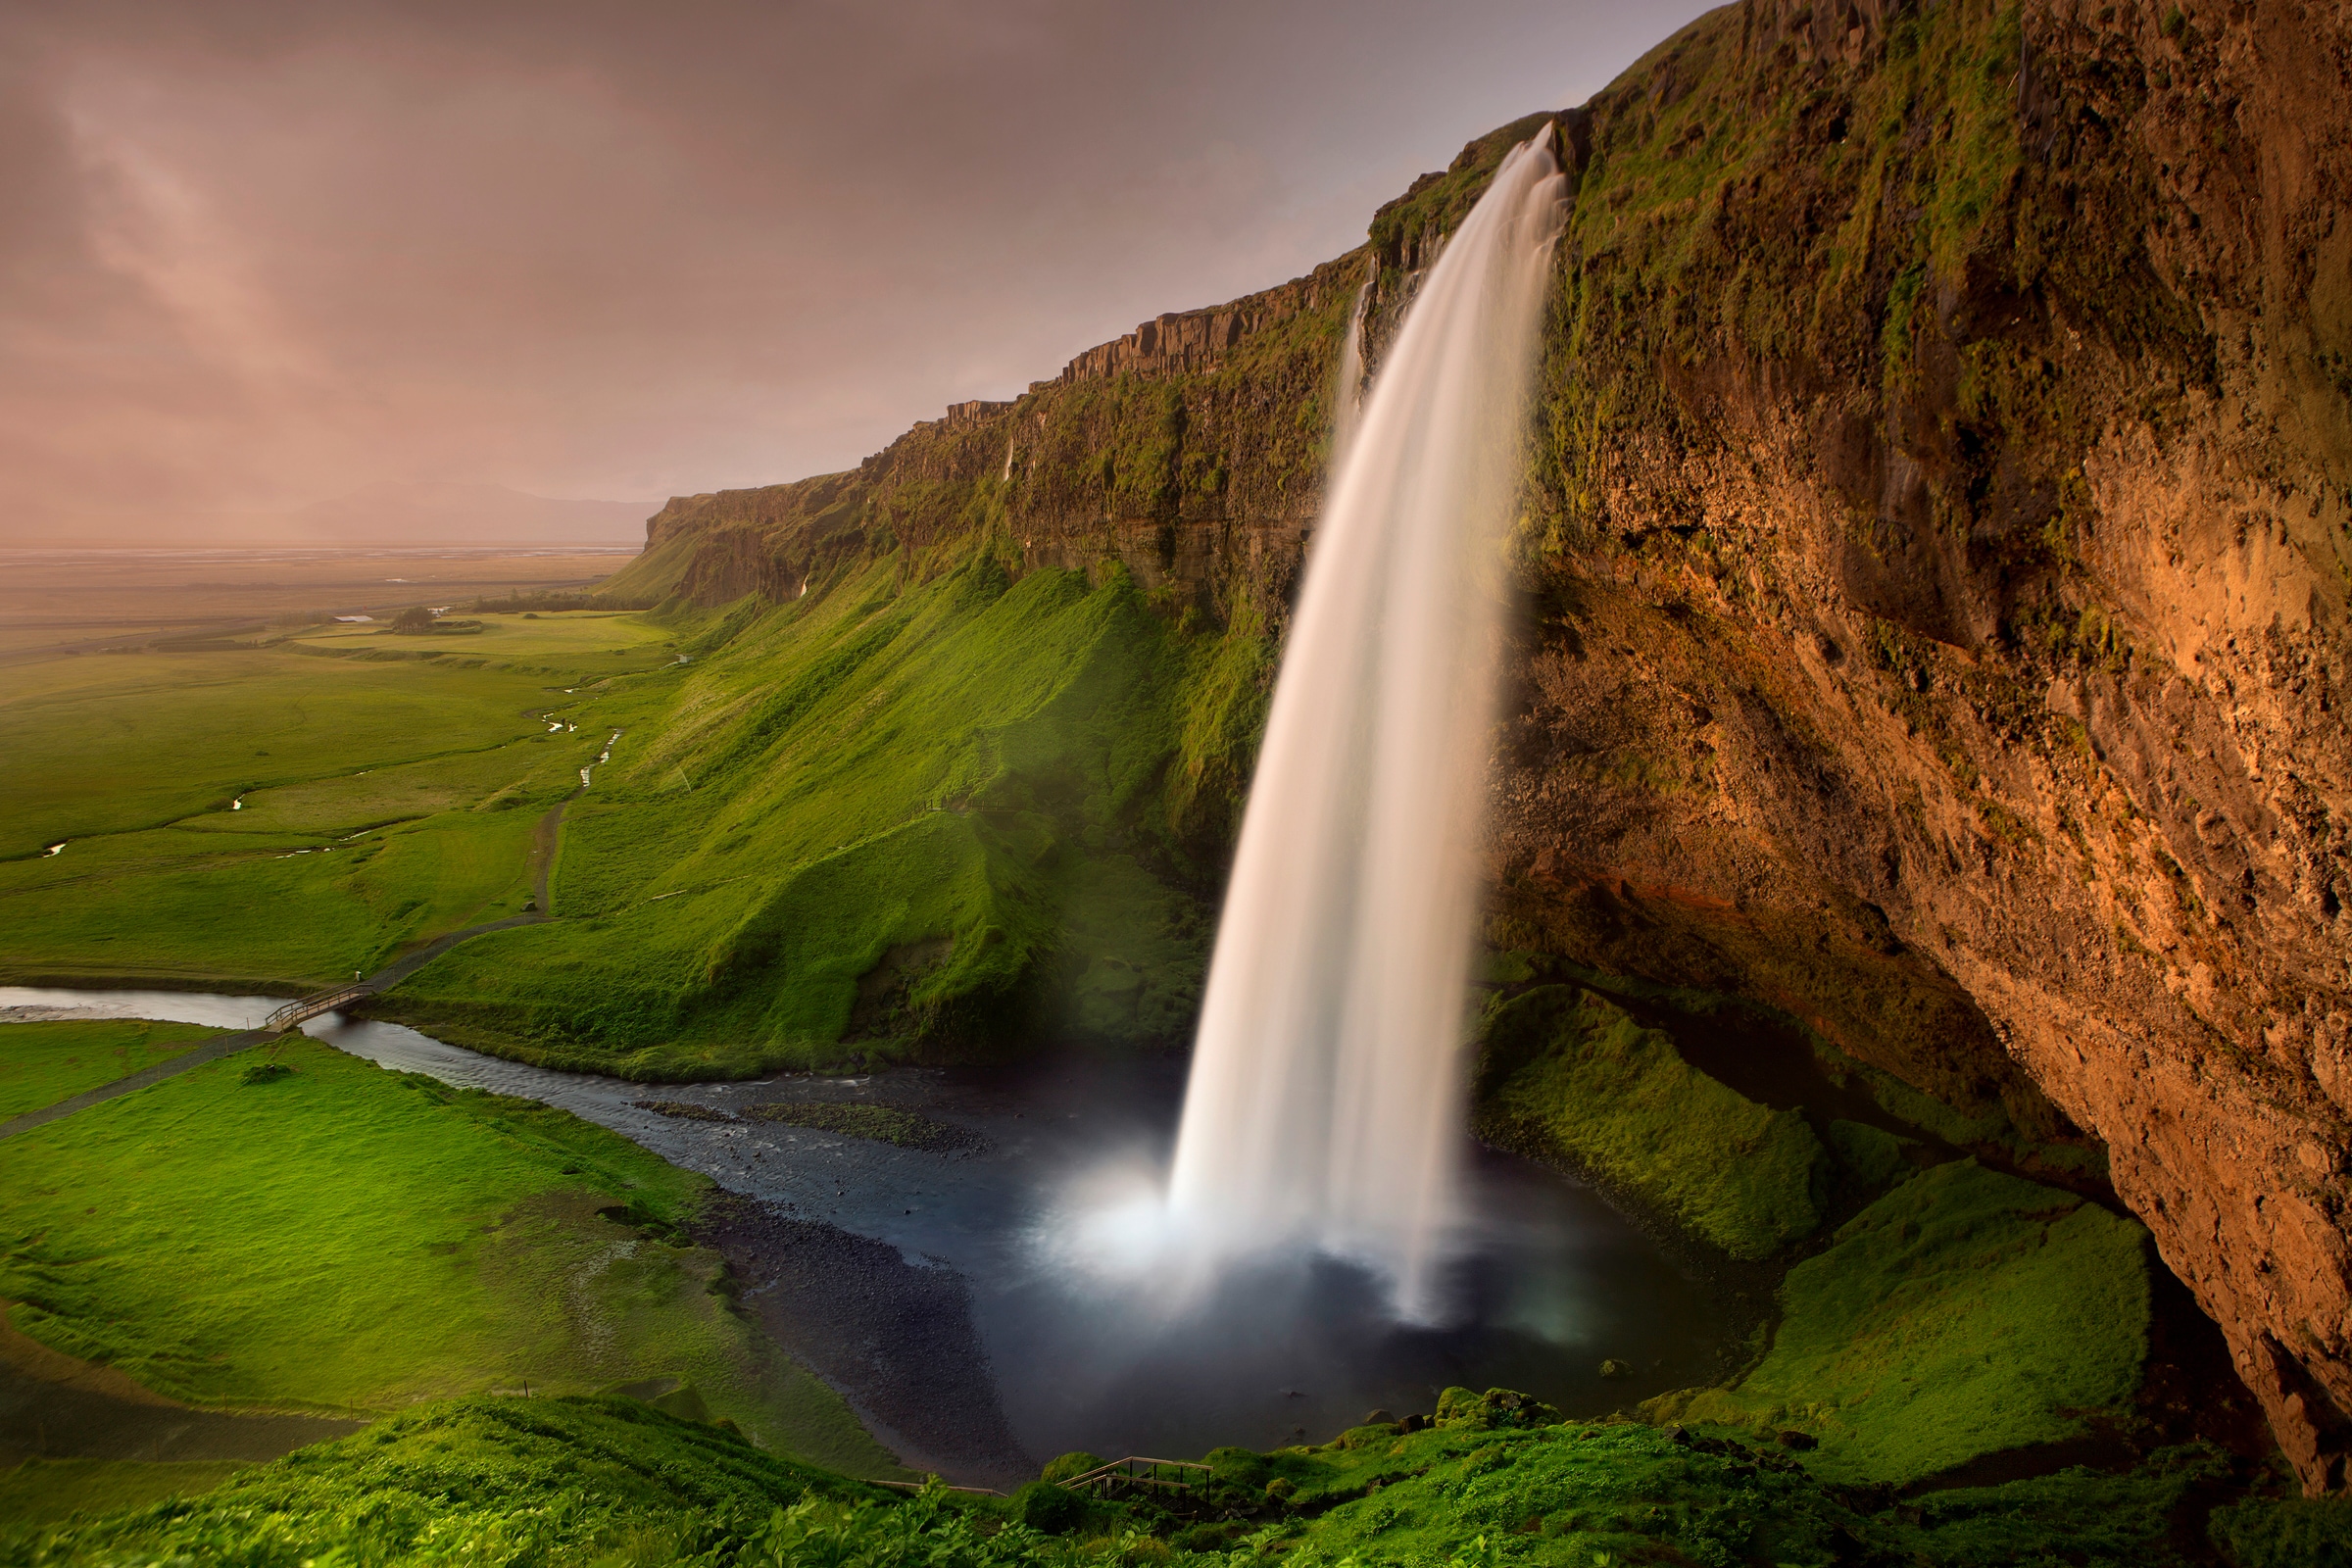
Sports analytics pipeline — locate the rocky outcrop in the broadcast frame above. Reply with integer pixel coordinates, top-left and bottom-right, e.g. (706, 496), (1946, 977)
(1489, 0), (2352, 1493)
(624, 0), (2352, 1491)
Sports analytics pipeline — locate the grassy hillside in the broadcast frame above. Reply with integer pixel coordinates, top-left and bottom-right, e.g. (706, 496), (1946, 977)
(1476, 987), (1828, 1258)
(382, 559), (1259, 1075)
(1654, 1159), (2152, 1483)
(0, 1035), (891, 1474)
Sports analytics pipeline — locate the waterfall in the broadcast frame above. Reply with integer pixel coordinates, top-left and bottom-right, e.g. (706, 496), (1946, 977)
(1164, 133), (1567, 1315)
(1331, 279), (1370, 464)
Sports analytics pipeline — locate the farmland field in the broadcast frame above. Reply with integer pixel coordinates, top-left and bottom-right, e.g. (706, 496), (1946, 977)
(0, 608), (693, 989)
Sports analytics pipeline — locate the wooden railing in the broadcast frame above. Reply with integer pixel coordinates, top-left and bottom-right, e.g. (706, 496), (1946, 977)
(1060, 1457), (1213, 1496)
(262, 982), (370, 1033)
(870, 1478), (1006, 1497)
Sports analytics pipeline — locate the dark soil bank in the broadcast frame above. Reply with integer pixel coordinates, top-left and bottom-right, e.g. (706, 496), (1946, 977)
(697, 1194), (1033, 1487)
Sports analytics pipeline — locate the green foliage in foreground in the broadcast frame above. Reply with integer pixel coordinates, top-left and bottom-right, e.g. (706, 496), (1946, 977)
(13, 1393), (2330, 1568)
(390, 561), (1248, 1075)
(1475, 987), (1826, 1258)
(0, 1037), (890, 1473)
(2211, 1493), (2352, 1568)
(0, 1019), (220, 1117)
(1653, 1159), (2152, 1484)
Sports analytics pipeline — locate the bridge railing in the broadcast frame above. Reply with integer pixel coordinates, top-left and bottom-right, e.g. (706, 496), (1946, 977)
(1061, 1457), (1213, 1496)
(263, 982), (370, 1033)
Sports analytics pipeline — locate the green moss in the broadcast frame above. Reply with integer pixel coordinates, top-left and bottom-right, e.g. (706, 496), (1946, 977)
(2209, 1493), (2352, 1567)
(1861, 1060), (2025, 1151)
(1658, 1160), (2151, 1484)
(5, 1396), (872, 1565)
(1477, 987), (1827, 1259)
(1826, 1116), (1917, 1192)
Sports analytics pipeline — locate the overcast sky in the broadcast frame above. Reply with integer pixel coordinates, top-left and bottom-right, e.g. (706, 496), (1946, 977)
(2, 0), (1713, 540)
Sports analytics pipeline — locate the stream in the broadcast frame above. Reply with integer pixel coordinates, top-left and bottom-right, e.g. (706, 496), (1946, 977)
(1, 986), (1736, 1484)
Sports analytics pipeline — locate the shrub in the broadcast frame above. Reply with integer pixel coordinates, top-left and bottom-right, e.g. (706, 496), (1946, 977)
(1009, 1480), (1085, 1534)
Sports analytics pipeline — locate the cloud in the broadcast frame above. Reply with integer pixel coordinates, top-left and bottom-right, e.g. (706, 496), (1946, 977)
(0, 0), (1714, 541)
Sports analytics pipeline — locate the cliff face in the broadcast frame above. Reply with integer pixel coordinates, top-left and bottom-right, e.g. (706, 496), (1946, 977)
(617, 0), (2352, 1491)
(1500, 0), (2352, 1492)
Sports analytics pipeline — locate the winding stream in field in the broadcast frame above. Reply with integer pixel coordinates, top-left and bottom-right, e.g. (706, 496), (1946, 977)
(1, 986), (1734, 1485)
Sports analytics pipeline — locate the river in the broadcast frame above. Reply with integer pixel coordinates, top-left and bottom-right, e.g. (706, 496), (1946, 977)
(0, 986), (1735, 1484)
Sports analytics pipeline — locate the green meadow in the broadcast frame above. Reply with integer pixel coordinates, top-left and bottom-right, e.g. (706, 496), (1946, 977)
(0, 612), (692, 989)
(3, 556), (1241, 1064)
(0, 1034), (893, 1476)
(0, 1019), (221, 1118)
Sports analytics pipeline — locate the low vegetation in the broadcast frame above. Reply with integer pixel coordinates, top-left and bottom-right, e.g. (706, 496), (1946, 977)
(1476, 987), (1826, 1258)
(0, 1458), (251, 1535)
(14, 1387), (2336, 1568)
(0, 1035), (890, 1474)
(385, 560), (1230, 1075)
(1651, 1158), (2153, 1483)
(0, 1019), (221, 1118)
(0, 612), (683, 989)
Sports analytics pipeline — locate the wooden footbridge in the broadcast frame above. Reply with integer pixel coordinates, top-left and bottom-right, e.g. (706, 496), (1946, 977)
(263, 982), (371, 1032)
(1061, 1457), (1213, 1499)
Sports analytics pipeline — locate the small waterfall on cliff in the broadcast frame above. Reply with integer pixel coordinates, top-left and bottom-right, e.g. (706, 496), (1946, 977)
(1163, 133), (1567, 1315)
(1331, 279), (1370, 463)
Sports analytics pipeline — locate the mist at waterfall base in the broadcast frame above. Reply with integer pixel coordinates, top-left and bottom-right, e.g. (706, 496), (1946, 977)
(1047, 134), (1570, 1337)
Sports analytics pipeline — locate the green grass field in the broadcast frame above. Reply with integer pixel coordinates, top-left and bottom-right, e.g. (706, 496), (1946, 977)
(0, 1019), (222, 1117)
(0, 612), (695, 989)
(285, 610), (678, 664)
(0, 1035), (892, 1475)
(0, 1458), (249, 1533)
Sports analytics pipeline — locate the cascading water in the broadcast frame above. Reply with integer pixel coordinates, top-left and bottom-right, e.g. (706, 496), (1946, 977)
(1163, 132), (1567, 1315)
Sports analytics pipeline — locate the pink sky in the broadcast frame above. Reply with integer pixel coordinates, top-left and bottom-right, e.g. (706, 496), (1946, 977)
(1, 0), (1713, 543)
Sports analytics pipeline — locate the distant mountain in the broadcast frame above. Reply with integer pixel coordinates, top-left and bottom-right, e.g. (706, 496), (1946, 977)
(294, 482), (655, 546)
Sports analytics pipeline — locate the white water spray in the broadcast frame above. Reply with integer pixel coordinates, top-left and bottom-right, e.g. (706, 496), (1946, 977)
(1163, 133), (1567, 1314)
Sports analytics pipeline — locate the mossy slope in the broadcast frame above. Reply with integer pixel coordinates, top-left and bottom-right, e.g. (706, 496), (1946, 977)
(1654, 1158), (2152, 1485)
(18, 1391), (2336, 1568)
(1476, 986), (1826, 1258)
(388, 561), (1240, 1075)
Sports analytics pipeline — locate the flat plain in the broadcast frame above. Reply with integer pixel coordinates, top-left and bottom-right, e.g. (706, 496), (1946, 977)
(0, 599), (690, 988)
